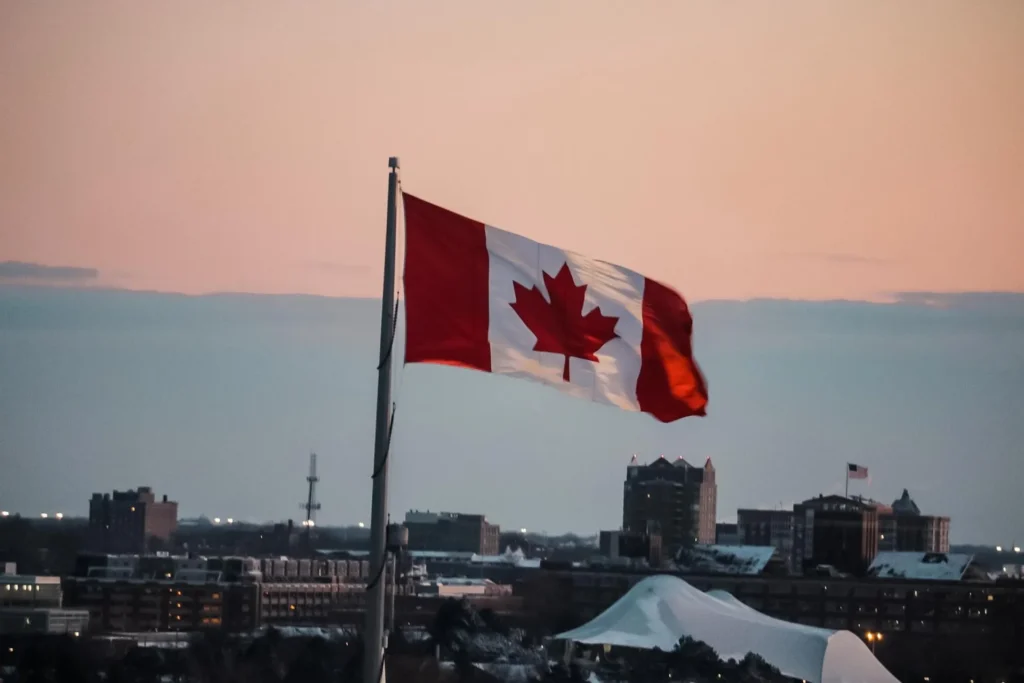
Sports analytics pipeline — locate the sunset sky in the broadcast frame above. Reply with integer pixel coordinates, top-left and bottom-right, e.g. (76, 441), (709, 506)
(1, 3), (1023, 542)
(2, 1), (1022, 301)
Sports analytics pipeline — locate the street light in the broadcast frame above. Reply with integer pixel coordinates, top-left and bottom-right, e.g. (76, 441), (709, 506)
(996, 545), (1003, 552)
(520, 528), (528, 534)
(213, 518), (221, 524)
(1, 511), (9, 517)
(227, 518), (234, 524)
(40, 513), (48, 519)
(55, 513), (64, 520)
(358, 522), (365, 528)
(1016, 546), (1022, 554)
(865, 632), (883, 654)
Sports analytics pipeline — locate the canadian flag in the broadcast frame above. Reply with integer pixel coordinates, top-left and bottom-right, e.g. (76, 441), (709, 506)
(402, 194), (708, 422)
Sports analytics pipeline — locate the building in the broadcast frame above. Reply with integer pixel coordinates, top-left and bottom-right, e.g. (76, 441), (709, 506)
(736, 509), (796, 571)
(877, 490), (950, 554)
(622, 455), (717, 551)
(88, 487), (178, 553)
(62, 552), (390, 632)
(735, 490), (951, 576)
(598, 527), (663, 567)
(1, 574), (62, 608)
(1, 572), (90, 635)
(403, 511), (500, 555)
(715, 523), (739, 546)
(794, 495), (880, 576)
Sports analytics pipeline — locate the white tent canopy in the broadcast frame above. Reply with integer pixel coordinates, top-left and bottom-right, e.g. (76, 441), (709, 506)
(554, 574), (898, 683)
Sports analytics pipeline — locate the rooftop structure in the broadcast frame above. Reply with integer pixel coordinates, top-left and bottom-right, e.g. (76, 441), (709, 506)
(866, 552), (975, 582)
(554, 574), (899, 683)
(673, 544), (782, 576)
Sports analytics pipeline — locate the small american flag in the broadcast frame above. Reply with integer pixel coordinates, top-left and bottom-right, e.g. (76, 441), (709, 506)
(847, 463), (869, 479)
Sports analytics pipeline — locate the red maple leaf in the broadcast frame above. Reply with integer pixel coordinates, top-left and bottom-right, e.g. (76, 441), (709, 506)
(509, 263), (619, 382)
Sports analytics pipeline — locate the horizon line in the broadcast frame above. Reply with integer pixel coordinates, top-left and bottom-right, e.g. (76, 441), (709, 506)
(3, 281), (1023, 307)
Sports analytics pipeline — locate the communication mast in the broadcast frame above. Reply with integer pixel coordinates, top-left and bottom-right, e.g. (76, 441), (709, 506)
(300, 452), (321, 533)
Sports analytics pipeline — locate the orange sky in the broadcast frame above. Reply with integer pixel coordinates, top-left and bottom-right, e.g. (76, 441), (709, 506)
(1, 1), (1022, 301)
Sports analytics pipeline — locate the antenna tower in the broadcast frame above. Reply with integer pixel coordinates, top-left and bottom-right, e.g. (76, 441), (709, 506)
(300, 452), (322, 528)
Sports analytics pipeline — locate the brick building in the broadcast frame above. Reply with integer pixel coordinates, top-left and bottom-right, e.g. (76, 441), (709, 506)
(877, 490), (950, 554)
(403, 511), (500, 555)
(622, 455), (717, 551)
(62, 552), (388, 632)
(88, 487), (178, 553)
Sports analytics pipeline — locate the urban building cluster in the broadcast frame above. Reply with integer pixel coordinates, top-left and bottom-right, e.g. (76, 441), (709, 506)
(1, 565), (90, 636)
(604, 456), (953, 580)
(729, 489), (950, 576)
(1, 463), (1021, 680)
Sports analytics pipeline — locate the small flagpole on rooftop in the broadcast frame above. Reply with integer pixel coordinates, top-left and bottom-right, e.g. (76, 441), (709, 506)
(363, 156), (400, 683)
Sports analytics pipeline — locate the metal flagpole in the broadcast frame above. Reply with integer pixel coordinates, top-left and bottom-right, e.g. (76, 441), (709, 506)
(363, 156), (400, 683)
(845, 464), (849, 499)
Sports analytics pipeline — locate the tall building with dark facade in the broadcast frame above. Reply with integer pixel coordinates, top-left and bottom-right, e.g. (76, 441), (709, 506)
(622, 455), (717, 551)
(794, 495), (880, 575)
(88, 487), (178, 553)
(403, 511), (500, 555)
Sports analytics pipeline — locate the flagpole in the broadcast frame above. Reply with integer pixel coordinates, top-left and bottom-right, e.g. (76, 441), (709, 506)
(363, 156), (400, 683)
(845, 464), (849, 499)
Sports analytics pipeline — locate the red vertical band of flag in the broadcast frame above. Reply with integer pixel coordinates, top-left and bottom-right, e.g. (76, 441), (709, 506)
(637, 278), (708, 421)
(403, 193), (491, 371)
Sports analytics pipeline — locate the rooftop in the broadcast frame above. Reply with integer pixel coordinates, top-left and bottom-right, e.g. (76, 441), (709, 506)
(867, 552), (974, 581)
(0, 575), (61, 586)
(674, 545), (778, 575)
